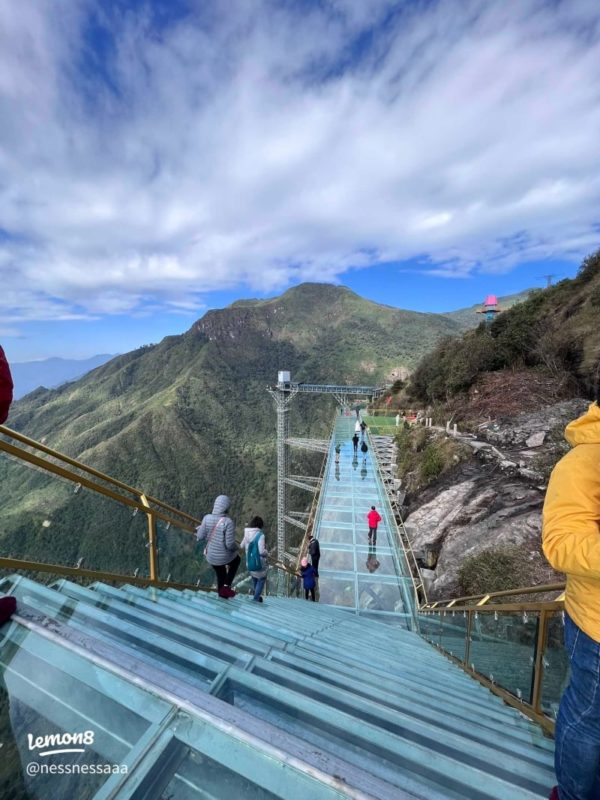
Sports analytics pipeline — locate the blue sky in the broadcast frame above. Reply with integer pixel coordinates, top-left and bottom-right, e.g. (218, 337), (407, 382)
(1, 0), (599, 361)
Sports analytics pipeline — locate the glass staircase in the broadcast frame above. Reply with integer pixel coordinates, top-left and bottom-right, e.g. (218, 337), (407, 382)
(0, 572), (556, 799)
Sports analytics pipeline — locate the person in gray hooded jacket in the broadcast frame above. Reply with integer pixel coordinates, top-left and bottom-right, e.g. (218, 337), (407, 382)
(196, 494), (240, 598)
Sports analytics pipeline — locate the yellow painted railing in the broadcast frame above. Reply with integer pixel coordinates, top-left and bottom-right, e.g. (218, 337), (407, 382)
(0, 424), (209, 591)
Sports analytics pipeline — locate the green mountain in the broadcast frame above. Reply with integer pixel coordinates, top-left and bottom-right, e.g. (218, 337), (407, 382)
(0, 282), (473, 584)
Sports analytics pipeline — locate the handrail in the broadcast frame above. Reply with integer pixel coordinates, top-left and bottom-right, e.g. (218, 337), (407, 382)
(0, 424), (200, 526)
(422, 582), (565, 608)
(295, 415), (337, 571)
(0, 426), (204, 589)
(0, 556), (211, 592)
(366, 427), (427, 608)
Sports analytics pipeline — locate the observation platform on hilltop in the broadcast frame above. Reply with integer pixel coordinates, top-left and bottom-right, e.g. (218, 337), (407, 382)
(0, 413), (560, 799)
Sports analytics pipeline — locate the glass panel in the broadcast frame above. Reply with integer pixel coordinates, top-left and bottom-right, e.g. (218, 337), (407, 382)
(156, 522), (206, 586)
(316, 576), (356, 608)
(357, 576), (407, 614)
(439, 613), (468, 662)
(321, 510), (354, 524)
(318, 549), (355, 572)
(322, 496), (352, 508)
(156, 711), (349, 800)
(216, 678), (421, 795)
(469, 612), (538, 702)
(0, 449), (149, 576)
(0, 622), (166, 800)
(417, 613), (443, 645)
(540, 612), (569, 721)
(0, 443), (204, 588)
(316, 526), (354, 545)
(159, 741), (283, 800)
(355, 546), (399, 576)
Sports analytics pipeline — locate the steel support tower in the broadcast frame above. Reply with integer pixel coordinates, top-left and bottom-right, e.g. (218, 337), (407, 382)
(268, 373), (385, 561)
(266, 383), (298, 559)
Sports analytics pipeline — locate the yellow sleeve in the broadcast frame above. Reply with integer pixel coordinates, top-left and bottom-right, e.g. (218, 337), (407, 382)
(542, 449), (600, 578)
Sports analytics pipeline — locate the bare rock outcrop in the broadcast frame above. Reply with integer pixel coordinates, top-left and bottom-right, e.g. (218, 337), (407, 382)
(402, 398), (588, 600)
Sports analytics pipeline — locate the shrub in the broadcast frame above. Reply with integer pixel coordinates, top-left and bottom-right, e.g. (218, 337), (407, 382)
(420, 444), (444, 481)
(577, 249), (600, 283)
(590, 286), (600, 308)
(458, 546), (532, 597)
(408, 247), (600, 404)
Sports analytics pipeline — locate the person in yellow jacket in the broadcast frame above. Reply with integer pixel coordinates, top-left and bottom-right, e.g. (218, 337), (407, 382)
(543, 399), (600, 800)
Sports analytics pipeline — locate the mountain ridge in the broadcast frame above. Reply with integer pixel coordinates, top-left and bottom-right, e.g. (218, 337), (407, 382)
(0, 281), (527, 586)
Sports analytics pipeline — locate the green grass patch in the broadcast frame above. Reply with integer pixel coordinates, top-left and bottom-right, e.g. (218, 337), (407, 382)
(363, 415), (399, 434)
(458, 546), (533, 597)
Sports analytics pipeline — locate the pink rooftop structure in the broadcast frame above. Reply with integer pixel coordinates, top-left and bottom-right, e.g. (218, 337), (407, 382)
(476, 294), (502, 323)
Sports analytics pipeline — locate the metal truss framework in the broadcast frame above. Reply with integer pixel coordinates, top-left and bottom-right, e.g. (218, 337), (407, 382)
(267, 378), (385, 561)
(286, 438), (329, 454)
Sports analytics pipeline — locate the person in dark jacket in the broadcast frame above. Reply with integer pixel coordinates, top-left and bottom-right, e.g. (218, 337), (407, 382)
(196, 494), (240, 598)
(300, 558), (316, 601)
(0, 346), (13, 425)
(360, 440), (368, 463)
(352, 433), (359, 454)
(307, 534), (320, 577)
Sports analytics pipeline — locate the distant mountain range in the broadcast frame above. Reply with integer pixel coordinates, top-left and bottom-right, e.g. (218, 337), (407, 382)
(9, 354), (117, 400)
(0, 282), (527, 584)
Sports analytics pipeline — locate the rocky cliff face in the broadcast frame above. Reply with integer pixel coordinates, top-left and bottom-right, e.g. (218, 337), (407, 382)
(402, 398), (589, 599)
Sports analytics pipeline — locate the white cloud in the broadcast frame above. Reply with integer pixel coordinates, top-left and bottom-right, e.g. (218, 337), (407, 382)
(0, 0), (599, 323)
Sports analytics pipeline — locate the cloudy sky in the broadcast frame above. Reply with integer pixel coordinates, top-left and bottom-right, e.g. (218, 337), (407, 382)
(1, 0), (599, 360)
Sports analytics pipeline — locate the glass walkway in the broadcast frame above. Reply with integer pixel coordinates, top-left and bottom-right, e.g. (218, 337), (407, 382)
(314, 415), (415, 625)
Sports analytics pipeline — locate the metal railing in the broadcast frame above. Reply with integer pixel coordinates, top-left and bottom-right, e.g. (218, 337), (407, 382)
(418, 586), (565, 734)
(294, 416), (337, 573)
(366, 427), (427, 609)
(0, 424), (209, 591)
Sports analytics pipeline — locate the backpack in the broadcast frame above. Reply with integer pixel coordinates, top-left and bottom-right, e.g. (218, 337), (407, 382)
(247, 532), (264, 572)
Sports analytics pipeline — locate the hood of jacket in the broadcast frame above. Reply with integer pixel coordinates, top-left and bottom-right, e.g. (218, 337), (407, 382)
(212, 494), (231, 514)
(565, 402), (600, 447)
(244, 527), (262, 538)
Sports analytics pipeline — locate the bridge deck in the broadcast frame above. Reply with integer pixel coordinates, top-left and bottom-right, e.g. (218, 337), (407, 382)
(313, 415), (415, 624)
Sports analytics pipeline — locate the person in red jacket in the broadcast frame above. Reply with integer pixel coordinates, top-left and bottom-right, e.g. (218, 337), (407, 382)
(367, 505), (382, 545)
(0, 345), (14, 424)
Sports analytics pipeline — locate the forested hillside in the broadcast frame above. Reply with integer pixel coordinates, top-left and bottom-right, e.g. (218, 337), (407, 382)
(410, 251), (600, 407)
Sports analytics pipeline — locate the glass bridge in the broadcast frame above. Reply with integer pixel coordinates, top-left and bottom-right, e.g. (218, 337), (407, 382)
(313, 415), (415, 625)
(0, 416), (560, 799)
